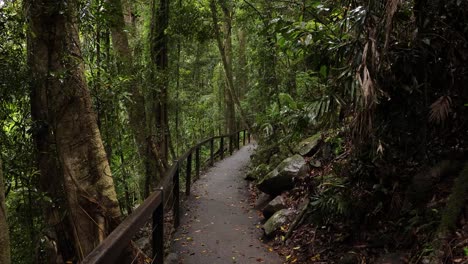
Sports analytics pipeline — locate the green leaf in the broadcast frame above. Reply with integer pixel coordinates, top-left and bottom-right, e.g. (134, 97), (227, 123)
(319, 65), (328, 78)
(278, 93), (297, 110)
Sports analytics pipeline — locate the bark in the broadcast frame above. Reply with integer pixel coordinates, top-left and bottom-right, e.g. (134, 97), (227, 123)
(175, 27), (181, 156)
(220, 3), (236, 134)
(237, 29), (248, 100)
(0, 158), (11, 264)
(30, 38), (75, 264)
(28, 0), (122, 259)
(210, 0), (251, 131)
(119, 147), (133, 215)
(145, 0), (171, 196)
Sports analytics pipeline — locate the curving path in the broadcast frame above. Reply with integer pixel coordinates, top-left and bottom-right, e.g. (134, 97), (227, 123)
(171, 144), (282, 264)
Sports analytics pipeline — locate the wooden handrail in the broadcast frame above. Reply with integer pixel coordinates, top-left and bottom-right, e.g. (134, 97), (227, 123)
(82, 129), (250, 263)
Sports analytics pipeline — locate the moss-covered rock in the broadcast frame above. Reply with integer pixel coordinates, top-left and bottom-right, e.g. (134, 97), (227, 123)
(295, 133), (322, 156)
(263, 209), (293, 236)
(262, 196), (287, 219)
(257, 154), (309, 195)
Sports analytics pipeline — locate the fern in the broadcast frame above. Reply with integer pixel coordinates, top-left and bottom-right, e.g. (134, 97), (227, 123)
(310, 174), (351, 223)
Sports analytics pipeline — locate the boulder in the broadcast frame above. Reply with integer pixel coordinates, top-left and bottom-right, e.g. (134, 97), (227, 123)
(262, 196), (287, 219)
(263, 209), (293, 236)
(257, 154), (309, 195)
(255, 192), (272, 209)
(295, 133), (322, 156)
(309, 159), (322, 168)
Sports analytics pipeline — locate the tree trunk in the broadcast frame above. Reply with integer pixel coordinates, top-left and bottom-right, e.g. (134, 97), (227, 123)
(0, 158), (11, 264)
(28, 0), (122, 259)
(221, 4), (236, 134)
(30, 33), (76, 264)
(145, 0), (171, 196)
(237, 29), (248, 100)
(210, 0), (251, 131)
(260, 0), (279, 108)
(107, 0), (147, 163)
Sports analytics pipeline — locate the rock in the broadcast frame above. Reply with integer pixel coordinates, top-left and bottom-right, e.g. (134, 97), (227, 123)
(295, 133), (322, 156)
(262, 196), (287, 219)
(309, 159), (322, 168)
(165, 253), (179, 264)
(263, 209), (293, 236)
(257, 154), (309, 195)
(255, 192), (272, 209)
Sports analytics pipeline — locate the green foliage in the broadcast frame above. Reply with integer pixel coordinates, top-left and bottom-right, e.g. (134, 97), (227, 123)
(0, 2), (47, 263)
(310, 173), (351, 223)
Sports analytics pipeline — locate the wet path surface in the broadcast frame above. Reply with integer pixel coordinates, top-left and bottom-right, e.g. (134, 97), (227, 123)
(171, 144), (282, 264)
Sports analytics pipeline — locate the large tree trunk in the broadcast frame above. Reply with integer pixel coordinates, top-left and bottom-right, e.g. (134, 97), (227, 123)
(210, 0), (251, 131)
(145, 0), (171, 196)
(28, 0), (122, 260)
(0, 158), (11, 264)
(220, 3), (236, 134)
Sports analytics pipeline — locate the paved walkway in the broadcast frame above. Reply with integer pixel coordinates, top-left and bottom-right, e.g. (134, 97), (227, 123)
(171, 144), (282, 264)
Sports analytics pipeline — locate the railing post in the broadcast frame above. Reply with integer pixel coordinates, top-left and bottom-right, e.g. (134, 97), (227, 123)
(237, 131), (240, 150)
(195, 147), (200, 179)
(210, 138), (214, 166)
(173, 162), (180, 228)
(243, 130), (246, 146)
(220, 137), (224, 159)
(248, 131), (251, 143)
(152, 190), (164, 264)
(186, 153), (192, 196)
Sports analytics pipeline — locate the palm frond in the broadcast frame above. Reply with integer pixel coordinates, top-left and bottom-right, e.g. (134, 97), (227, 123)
(429, 96), (452, 124)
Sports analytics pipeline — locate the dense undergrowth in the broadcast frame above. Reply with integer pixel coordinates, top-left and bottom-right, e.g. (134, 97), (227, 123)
(245, 0), (468, 263)
(249, 125), (468, 263)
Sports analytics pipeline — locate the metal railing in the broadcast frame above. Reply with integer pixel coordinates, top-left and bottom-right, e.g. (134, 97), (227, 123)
(82, 130), (251, 263)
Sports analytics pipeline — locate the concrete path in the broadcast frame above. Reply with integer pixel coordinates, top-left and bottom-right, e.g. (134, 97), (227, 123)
(171, 144), (282, 264)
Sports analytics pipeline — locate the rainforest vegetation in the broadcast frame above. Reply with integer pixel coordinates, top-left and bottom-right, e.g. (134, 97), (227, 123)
(0, 0), (467, 263)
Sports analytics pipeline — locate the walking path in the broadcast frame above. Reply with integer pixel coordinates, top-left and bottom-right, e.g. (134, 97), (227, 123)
(171, 144), (282, 264)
